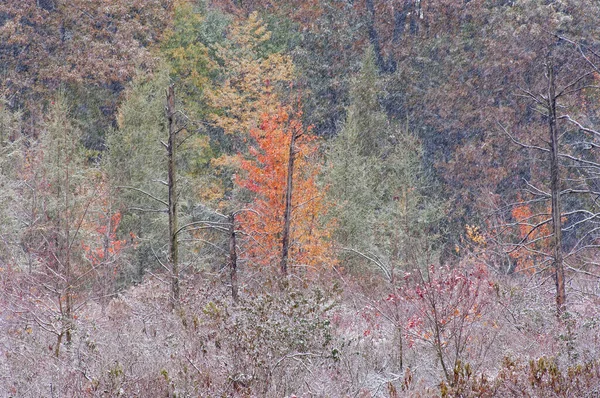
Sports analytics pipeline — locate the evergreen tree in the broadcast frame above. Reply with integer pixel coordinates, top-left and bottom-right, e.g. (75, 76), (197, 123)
(105, 68), (220, 288)
(105, 71), (171, 283)
(327, 47), (442, 279)
(10, 95), (100, 355)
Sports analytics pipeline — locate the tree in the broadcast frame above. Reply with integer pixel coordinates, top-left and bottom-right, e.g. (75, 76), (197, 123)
(166, 84), (182, 307)
(236, 107), (334, 274)
(207, 11), (294, 140)
(493, 2), (600, 317)
(0, 100), (22, 266)
(326, 46), (386, 253)
(184, 9), (297, 218)
(160, 0), (229, 119)
(327, 47), (442, 279)
(106, 74), (191, 307)
(501, 56), (590, 317)
(105, 71), (171, 283)
(6, 95), (102, 356)
(396, 263), (496, 384)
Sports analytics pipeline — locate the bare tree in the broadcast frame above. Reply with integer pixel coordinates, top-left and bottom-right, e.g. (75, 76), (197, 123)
(500, 37), (600, 317)
(166, 84), (181, 307)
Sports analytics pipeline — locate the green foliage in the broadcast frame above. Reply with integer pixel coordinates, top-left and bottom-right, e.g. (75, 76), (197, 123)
(256, 13), (302, 57)
(160, 0), (230, 119)
(41, 95), (87, 192)
(345, 46), (387, 157)
(108, 70), (170, 189)
(105, 66), (225, 282)
(204, 284), (338, 395)
(33, 94), (96, 262)
(105, 70), (171, 281)
(159, 2), (232, 206)
(327, 47), (443, 276)
(440, 356), (600, 397)
(10, 95), (103, 354)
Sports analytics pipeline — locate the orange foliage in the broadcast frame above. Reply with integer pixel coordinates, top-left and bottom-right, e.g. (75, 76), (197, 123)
(236, 107), (335, 272)
(81, 176), (131, 272)
(82, 212), (128, 268)
(207, 12), (294, 138)
(510, 201), (552, 273)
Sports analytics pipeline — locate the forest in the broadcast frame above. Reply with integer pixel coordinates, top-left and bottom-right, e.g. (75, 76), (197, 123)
(2, 0), (600, 396)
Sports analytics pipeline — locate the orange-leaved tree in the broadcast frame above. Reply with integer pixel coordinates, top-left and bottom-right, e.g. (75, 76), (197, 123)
(236, 107), (334, 274)
(206, 11), (295, 209)
(207, 11), (294, 139)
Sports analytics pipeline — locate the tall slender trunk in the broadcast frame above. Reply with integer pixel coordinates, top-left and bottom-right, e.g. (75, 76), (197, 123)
(64, 148), (72, 345)
(166, 85), (179, 308)
(55, 131), (74, 356)
(280, 124), (298, 275)
(229, 212), (238, 302)
(101, 209), (111, 309)
(547, 61), (566, 317)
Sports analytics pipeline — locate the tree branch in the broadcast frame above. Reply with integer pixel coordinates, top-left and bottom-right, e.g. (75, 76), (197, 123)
(117, 186), (168, 207)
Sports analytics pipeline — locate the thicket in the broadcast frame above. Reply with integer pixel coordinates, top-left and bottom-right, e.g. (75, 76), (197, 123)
(2, 0), (600, 396)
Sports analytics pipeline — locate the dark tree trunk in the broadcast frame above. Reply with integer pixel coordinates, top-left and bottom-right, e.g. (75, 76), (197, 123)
(64, 155), (72, 346)
(280, 123), (298, 275)
(547, 61), (566, 317)
(229, 212), (238, 302)
(166, 85), (180, 308)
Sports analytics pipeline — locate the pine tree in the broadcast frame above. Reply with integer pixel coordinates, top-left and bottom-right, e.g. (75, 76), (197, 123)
(14, 95), (100, 355)
(105, 71), (171, 282)
(327, 47), (442, 279)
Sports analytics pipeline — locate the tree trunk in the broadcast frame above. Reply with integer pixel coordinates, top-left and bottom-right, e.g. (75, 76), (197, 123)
(61, 136), (73, 352)
(229, 212), (238, 302)
(64, 151), (73, 345)
(280, 124), (297, 275)
(166, 85), (179, 308)
(547, 61), (566, 317)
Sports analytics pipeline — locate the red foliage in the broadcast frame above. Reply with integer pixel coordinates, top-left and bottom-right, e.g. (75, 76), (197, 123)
(375, 263), (497, 382)
(82, 212), (128, 268)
